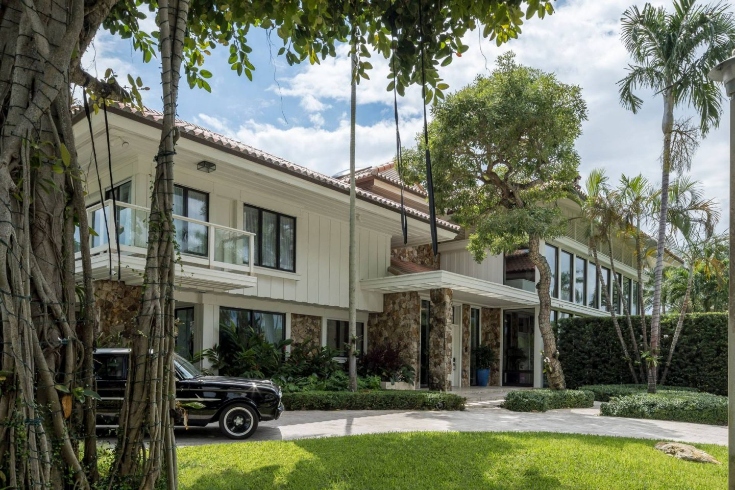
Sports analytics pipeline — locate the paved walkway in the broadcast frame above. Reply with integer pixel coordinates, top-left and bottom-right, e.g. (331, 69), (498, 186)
(167, 400), (726, 447)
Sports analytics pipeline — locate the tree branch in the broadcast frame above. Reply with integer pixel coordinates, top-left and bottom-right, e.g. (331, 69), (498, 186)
(71, 66), (130, 100)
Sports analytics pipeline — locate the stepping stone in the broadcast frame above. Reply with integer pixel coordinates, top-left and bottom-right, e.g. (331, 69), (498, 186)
(654, 442), (721, 464)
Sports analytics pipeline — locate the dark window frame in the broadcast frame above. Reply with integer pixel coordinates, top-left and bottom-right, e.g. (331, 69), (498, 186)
(544, 244), (559, 299)
(174, 184), (210, 257)
(219, 306), (286, 343)
(326, 319), (365, 357)
(243, 204), (297, 272)
(559, 250), (573, 302)
(574, 256), (587, 305)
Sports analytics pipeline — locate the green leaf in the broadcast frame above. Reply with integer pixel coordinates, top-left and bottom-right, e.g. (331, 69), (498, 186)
(60, 143), (71, 167)
(88, 226), (98, 237)
(51, 164), (64, 174)
(83, 389), (102, 401)
(180, 401), (205, 410)
(200, 69), (213, 79)
(55, 384), (70, 394)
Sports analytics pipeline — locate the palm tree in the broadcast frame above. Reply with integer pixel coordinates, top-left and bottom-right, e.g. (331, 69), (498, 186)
(348, 21), (359, 392)
(618, 174), (657, 354)
(582, 169), (638, 383)
(658, 177), (720, 385)
(618, 0), (735, 392)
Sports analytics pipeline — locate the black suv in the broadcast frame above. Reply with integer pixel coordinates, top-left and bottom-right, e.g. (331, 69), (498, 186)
(94, 348), (284, 440)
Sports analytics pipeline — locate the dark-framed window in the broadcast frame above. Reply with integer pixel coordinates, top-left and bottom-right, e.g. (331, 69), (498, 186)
(91, 181), (132, 248)
(631, 280), (639, 315)
(574, 257), (586, 305)
(243, 204), (296, 272)
(219, 307), (285, 344)
(601, 266), (611, 311)
(544, 244), (558, 298)
(174, 184), (209, 256)
(586, 260), (598, 308)
(175, 307), (195, 360)
(327, 320), (365, 357)
(613, 272), (622, 313)
(559, 250), (573, 302)
(624, 277), (632, 314)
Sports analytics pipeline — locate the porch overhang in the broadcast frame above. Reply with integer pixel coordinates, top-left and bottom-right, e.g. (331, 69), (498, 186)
(360, 270), (539, 308)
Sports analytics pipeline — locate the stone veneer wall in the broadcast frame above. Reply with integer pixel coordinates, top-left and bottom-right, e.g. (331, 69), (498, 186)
(429, 288), (452, 391)
(391, 244), (440, 269)
(290, 314), (322, 345)
(95, 280), (142, 344)
(461, 304), (471, 387)
(368, 291), (421, 385)
(481, 307), (502, 386)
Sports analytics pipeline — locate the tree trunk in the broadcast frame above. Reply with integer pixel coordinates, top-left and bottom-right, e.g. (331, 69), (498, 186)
(528, 236), (565, 389)
(347, 23), (359, 393)
(111, 1), (190, 488)
(607, 237), (642, 378)
(635, 217), (649, 354)
(649, 89), (675, 394)
(0, 0), (119, 487)
(660, 262), (694, 385)
(593, 245), (638, 383)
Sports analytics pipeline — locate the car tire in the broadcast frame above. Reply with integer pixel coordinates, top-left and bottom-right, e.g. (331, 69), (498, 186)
(219, 403), (258, 440)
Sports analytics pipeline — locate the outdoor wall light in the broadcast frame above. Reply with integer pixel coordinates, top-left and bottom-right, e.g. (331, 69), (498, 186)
(197, 160), (217, 173)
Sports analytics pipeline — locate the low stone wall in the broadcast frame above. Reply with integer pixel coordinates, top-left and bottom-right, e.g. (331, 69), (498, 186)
(94, 280), (141, 345)
(291, 314), (322, 345)
(368, 291), (420, 385)
(481, 307), (502, 386)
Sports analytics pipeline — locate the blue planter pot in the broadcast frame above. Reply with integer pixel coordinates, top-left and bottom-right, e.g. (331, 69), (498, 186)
(476, 368), (490, 387)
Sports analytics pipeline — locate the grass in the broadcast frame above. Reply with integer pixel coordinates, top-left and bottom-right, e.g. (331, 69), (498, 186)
(177, 432), (726, 489)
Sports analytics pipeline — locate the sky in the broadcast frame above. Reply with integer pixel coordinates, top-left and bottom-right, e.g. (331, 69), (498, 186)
(81, 0), (731, 234)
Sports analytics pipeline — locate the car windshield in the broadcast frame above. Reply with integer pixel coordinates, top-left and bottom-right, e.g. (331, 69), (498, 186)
(175, 354), (202, 379)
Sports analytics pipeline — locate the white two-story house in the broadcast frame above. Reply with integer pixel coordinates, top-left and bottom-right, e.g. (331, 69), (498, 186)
(73, 104), (655, 390)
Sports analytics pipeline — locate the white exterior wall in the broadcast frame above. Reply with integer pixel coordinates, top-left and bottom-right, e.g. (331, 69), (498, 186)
(438, 241), (504, 284)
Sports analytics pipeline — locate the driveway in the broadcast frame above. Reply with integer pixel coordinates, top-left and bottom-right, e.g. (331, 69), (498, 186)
(152, 402), (726, 447)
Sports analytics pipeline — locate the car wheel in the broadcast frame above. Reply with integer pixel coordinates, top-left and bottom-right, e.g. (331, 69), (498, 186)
(219, 403), (258, 440)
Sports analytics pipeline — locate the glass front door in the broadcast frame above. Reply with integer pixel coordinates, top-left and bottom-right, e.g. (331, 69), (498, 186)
(503, 310), (534, 387)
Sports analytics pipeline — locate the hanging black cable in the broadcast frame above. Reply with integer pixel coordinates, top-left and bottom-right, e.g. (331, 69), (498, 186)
(102, 100), (122, 280)
(418, 3), (439, 256)
(391, 25), (408, 245)
(83, 96), (112, 278)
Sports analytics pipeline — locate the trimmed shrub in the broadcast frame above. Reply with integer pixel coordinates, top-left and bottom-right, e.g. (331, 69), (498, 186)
(600, 391), (727, 426)
(502, 389), (594, 412)
(556, 313), (726, 395)
(579, 384), (698, 402)
(283, 391), (466, 411)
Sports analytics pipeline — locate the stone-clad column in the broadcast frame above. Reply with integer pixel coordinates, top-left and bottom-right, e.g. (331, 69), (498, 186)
(429, 288), (453, 391)
(461, 304), (471, 387)
(481, 307), (502, 386)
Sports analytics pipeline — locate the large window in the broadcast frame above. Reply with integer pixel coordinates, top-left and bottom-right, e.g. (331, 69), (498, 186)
(91, 181), (132, 248)
(586, 261), (598, 308)
(544, 244), (558, 298)
(623, 277), (632, 314)
(600, 266), (611, 311)
(613, 272), (622, 313)
(327, 320), (365, 357)
(574, 257), (586, 305)
(174, 185), (209, 256)
(219, 307), (285, 344)
(175, 307), (195, 359)
(631, 280), (639, 315)
(243, 204), (296, 272)
(559, 251), (573, 302)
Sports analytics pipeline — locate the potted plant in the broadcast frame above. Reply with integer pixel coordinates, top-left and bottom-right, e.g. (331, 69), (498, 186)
(473, 344), (496, 387)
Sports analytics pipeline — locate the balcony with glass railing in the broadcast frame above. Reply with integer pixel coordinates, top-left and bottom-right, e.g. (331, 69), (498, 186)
(75, 200), (257, 291)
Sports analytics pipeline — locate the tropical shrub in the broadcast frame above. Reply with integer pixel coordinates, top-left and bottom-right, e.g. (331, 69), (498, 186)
(600, 391), (726, 426)
(283, 391), (466, 411)
(555, 313), (726, 395)
(502, 389), (594, 412)
(579, 384), (698, 402)
(359, 341), (416, 384)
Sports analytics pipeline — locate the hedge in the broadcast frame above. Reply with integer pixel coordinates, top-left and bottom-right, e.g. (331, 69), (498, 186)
(502, 389), (594, 412)
(600, 391), (727, 426)
(555, 313), (726, 395)
(282, 391), (466, 411)
(579, 384), (698, 402)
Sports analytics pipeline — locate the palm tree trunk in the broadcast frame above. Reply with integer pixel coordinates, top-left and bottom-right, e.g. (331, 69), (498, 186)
(348, 24), (358, 393)
(527, 236), (565, 389)
(607, 237), (642, 378)
(635, 217), (648, 354)
(593, 245), (638, 383)
(660, 262), (693, 385)
(649, 89), (675, 394)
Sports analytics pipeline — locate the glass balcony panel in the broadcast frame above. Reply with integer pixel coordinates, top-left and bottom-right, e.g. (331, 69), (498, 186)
(214, 228), (247, 266)
(174, 218), (208, 256)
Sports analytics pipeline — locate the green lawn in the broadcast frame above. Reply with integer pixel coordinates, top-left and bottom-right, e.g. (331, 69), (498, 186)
(177, 432), (726, 489)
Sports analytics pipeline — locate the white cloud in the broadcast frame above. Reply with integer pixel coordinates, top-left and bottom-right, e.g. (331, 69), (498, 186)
(300, 94), (330, 112)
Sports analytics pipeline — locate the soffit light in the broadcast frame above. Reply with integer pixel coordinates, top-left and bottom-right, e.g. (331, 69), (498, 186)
(197, 160), (217, 173)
